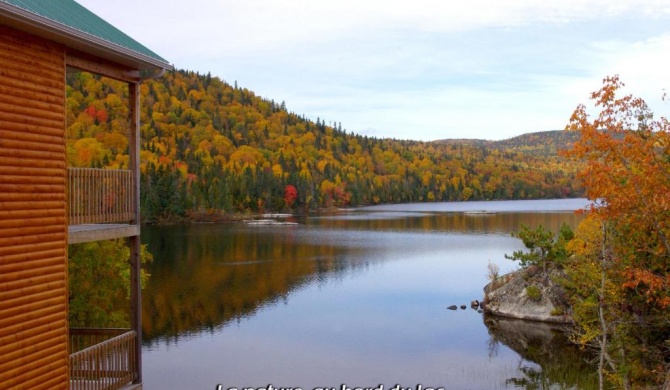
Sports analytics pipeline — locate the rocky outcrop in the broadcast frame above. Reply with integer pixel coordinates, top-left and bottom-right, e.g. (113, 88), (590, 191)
(483, 266), (572, 323)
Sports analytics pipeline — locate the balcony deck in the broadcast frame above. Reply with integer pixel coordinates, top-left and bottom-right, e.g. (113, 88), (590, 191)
(68, 224), (140, 244)
(67, 168), (138, 244)
(70, 328), (140, 390)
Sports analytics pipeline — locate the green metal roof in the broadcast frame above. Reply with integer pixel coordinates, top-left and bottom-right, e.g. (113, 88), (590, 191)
(0, 0), (170, 68)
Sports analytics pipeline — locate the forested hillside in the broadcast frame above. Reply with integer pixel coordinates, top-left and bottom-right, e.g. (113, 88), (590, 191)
(65, 69), (582, 223)
(437, 130), (582, 157)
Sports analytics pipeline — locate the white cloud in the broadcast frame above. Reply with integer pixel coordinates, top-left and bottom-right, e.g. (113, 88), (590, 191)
(603, 34), (670, 97)
(77, 0), (670, 140)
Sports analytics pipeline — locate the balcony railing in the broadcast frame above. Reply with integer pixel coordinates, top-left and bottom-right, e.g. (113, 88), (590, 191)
(68, 168), (135, 225)
(69, 328), (138, 390)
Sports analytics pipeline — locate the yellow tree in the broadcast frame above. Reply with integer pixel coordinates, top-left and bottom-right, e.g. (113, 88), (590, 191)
(563, 213), (624, 388)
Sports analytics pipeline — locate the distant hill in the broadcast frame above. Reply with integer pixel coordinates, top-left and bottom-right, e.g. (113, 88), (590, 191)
(490, 130), (581, 156)
(436, 130), (580, 157)
(65, 69), (583, 222)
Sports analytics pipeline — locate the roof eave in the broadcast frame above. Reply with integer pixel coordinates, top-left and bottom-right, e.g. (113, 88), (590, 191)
(0, 2), (172, 72)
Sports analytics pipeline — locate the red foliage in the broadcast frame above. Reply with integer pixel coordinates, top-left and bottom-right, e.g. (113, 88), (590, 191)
(284, 184), (298, 207)
(85, 105), (97, 118)
(95, 108), (108, 124)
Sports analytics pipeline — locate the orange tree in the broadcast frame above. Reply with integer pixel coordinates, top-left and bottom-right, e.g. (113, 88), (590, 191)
(563, 75), (670, 388)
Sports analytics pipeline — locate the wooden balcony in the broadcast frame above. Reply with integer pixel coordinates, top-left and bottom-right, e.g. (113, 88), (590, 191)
(67, 168), (139, 244)
(69, 328), (140, 390)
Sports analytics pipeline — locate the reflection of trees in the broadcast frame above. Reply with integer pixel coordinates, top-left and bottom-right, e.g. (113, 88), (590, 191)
(140, 224), (376, 344)
(140, 212), (584, 346)
(505, 361), (559, 390)
(484, 316), (599, 390)
(313, 212), (583, 236)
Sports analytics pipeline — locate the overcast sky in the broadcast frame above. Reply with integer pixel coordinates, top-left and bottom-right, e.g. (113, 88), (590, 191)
(78, 0), (670, 141)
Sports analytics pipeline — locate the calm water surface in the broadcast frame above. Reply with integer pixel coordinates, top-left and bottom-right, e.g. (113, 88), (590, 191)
(141, 199), (598, 389)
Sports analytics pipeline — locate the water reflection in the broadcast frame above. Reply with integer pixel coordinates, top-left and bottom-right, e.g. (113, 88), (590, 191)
(357, 198), (589, 213)
(141, 224), (381, 343)
(484, 316), (598, 389)
(311, 211), (581, 235)
(141, 201), (592, 389)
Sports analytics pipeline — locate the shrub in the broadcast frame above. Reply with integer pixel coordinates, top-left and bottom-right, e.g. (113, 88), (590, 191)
(487, 260), (500, 282)
(526, 285), (542, 301)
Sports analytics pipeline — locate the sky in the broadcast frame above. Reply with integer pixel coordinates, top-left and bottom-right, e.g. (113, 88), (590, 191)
(78, 0), (670, 141)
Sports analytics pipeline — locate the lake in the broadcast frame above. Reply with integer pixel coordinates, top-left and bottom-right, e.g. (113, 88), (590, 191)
(140, 199), (598, 389)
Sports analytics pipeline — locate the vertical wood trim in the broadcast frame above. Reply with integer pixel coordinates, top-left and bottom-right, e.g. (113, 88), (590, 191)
(129, 236), (142, 384)
(129, 82), (140, 225)
(62, 52), (70, 386)
(128, 81), (142, 384)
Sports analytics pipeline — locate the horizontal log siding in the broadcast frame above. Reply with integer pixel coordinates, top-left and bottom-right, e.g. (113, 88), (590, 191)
(0, 26), (69, 389)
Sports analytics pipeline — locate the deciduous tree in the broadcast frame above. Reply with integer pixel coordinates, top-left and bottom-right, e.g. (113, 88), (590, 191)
(68, 239), (153, 328)
(563, 75), (670, 388)
(284, 184), (298, 208)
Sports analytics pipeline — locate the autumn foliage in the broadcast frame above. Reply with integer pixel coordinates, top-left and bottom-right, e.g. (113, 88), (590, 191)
(565, 75), (670, 309)
(562, 76), (670, 388)
(284, 184), (298, 208)
(65, 69), (582, 222)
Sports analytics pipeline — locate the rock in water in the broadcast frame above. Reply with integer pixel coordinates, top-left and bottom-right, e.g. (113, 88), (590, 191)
(483, 266), (571, 323)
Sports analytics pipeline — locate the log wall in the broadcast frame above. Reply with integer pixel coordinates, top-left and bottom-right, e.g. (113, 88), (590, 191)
(0, 26), (69, 389)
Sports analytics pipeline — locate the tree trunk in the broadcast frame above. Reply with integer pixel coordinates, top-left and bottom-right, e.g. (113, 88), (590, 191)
(598, 222), (608, 390)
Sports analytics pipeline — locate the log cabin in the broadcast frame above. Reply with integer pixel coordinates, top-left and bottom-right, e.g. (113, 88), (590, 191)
(0, 1), (171, 389)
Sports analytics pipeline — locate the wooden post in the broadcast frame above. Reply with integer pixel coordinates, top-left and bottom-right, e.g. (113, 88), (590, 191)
(129, 234), (142, 385)
(129, 83), (140, 227)
(128, 81), (142, 384)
